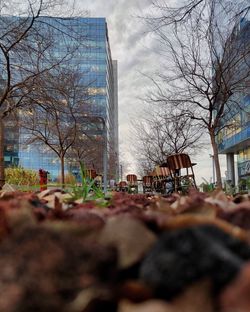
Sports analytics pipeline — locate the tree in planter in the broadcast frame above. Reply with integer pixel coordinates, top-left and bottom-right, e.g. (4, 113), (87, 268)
(20, 68), (91, 187)
(0, 0), (86, 188)
(144, 0), (250, 188)
(131, 107), (203, 175)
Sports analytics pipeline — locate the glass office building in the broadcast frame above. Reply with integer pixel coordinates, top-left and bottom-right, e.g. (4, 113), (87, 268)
(217, 17), (250, 186)
(5, 17), (119, 180)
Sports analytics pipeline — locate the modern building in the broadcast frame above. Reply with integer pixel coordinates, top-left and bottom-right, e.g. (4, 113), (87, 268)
(4, 17), (119, 181)
(217, 16), (250, 187)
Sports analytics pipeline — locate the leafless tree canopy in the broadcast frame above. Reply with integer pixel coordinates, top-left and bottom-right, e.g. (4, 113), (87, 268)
(132, 106), (203, 175)
(68, 135), (104, 172)
(144, 0), (250, 187)
(146, 0), (250, 28)
(0, 0), (85, 116)
(0, 0), (87, 187)
(19, 67), (91, 185)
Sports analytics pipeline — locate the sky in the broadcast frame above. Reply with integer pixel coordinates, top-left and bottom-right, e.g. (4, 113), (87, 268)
(78, 0), (228, 185)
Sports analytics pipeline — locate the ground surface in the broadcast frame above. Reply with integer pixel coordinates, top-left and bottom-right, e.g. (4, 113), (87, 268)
(0, 189), (250, 311)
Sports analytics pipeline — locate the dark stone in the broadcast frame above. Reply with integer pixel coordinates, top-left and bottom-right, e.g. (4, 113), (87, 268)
(140, 225), (250, 300)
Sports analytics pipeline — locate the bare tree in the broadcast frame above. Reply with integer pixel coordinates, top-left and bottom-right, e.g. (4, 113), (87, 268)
(146, 0), (250, 27)
(144, 0), (250, 188)
(67, 118), (105, 175)
(69, 137), (103, 170)
(0, 0), (86, 187)
(131, 106), (203, 174)
(20, 67), (91, 186)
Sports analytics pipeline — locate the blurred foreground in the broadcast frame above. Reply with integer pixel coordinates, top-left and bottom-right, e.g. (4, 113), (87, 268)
(0, 189), (250, 311)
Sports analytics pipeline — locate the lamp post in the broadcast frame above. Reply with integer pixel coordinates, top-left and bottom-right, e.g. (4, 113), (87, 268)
(209, 154), (215, 185)
(103, 122), (107, 194)
(120, 164), (123, 181)
(91, 116), (107, 194)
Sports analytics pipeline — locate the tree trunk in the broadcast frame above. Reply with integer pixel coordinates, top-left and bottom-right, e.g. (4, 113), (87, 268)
(60, 155), (65, 188)
(0, 118), (5, 189)
(210, 131), (222, 189)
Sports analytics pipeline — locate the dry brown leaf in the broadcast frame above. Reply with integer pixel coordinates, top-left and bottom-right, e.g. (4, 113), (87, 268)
(37, 189), (52, 199)
(98, 215), (157, 268)
(119, 280), (153, 302)
(154, 197), (174, 214)
(205, 197), (236, 211)
(5, 200), (36, 230)
(220, 263), (250, 312)
(118, 300), (173, 312)
(171, 279), (214, 312)
(66, 287), (113, 312)
(159, 214), (249, 241)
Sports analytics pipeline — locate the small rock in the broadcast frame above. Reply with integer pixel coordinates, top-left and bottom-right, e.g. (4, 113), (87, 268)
(140, 225), (250, 300)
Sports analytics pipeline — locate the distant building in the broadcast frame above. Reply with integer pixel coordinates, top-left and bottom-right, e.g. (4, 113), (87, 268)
(217, 17), (250, 186)
(4, 17), (119, 181)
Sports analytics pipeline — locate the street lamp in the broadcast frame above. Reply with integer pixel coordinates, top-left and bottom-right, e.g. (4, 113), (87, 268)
(102, 120), (107, 194)
(209, 154), (215, 185)
(89, 116), (107, 194)
(120, 164), (123, 181)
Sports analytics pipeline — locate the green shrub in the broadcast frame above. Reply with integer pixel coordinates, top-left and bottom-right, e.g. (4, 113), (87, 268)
(238, 178), (250, 194)
(200, 182), (214, 193)
(68, 162), (105, 202)
(5, 167), (39, 186)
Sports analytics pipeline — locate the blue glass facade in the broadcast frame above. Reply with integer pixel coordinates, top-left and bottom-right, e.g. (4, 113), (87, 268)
(217, 18), (250, 181)
(4, 116), (19, 167)
(4, 17), (119, 180)
(218, 95), (250, 152)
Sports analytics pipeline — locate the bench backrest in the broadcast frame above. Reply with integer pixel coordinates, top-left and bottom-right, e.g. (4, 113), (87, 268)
(167, 153), (192, 170)
(155, 166), (170, 177)
(126, 174), (137, 183)
(143, 175), (153, 185)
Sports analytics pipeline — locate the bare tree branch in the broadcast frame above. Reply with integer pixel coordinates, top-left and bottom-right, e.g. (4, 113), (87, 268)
(143, 0), (250, 187)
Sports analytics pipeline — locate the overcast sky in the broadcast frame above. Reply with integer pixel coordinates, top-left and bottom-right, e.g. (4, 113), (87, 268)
(79, 0), (228, 185)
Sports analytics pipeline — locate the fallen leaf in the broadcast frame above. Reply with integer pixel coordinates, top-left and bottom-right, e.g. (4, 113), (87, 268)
(118, 300), (173, 312)
(220, 263), (250, 312)
(98, 215), (157, 268)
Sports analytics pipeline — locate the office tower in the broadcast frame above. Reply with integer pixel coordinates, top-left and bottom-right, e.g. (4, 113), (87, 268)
(216, 16), (250, 187)
(5, 17), (118, 181)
